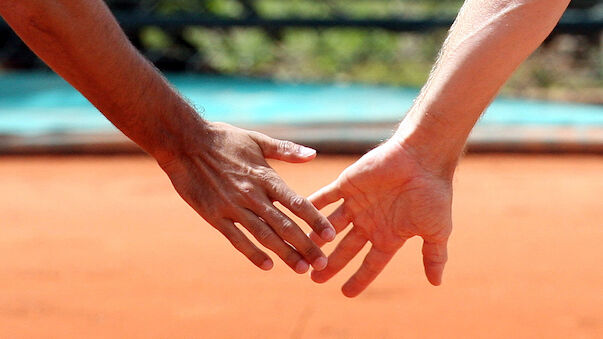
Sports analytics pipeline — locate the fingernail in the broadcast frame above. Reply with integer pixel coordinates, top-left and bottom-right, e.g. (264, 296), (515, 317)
(312, 256), (328, 271)
(320, 228), (336, 241)
(260, 259), (273, 271)
(295, 260), (310, 274)
(298, 146), (316, 157)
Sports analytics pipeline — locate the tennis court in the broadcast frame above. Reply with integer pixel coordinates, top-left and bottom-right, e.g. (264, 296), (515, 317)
(0, 154), (601, 338)
(1, 0), (602, 337)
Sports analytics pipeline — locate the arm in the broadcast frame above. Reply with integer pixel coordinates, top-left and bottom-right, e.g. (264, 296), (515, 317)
(309, 0), (570, 297)
(396, 0), (572, 174)
(0, 0), (335, 273)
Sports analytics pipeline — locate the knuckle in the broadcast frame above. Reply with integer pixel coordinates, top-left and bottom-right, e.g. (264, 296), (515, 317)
(302, 245), (319, 259)
(251, 166), (268, 178)
(277, 140), (296, 154)
(256, 228), (275, 243)
(260, 204), (276, 217)
(238, 182), (255, 195)
(234, 185), (262, 206)
(426, 252), (448, 265)
(197, 201), (222, 218)
(217, 225), (233, 238)
(280, 220), (297, 236)
(285, 251), (301, 264)
(288, 195), (307, 211)
(228, 236), (242, 248)
(219, 226), (242, 245)
(363, 264), (380, 276)
(268, 181), (282, 195)
(255, 167), (277, 184)
(431, 230), (452, 243)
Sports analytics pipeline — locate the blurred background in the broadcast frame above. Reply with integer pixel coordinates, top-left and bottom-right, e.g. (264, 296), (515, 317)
(0, 0), (601, 153)
(0, 1), (602, 338)
(1, 0), (601, 98)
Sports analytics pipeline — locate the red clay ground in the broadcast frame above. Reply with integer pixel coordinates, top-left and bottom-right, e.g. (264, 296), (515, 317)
(0, 155), (601, 338)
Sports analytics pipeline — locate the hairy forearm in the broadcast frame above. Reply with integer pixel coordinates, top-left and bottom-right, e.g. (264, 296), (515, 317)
(0, 1), (341, 270)
(0, 0), (204, 161)
(395, 0), (570, 175)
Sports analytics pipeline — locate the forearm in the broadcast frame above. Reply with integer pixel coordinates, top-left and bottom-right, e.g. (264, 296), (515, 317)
(0, 1), (341, 271)
(0, 0), (203, 162)
(395, 0), (570, 175)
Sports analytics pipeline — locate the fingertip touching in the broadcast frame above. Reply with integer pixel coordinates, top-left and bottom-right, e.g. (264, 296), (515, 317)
(312, 256), (328, 271)
(310, 269), (329, 284)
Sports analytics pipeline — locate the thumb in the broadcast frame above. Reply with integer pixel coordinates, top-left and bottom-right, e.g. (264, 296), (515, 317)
(250, 132), (316, 163)
(422, 238), (449, 286)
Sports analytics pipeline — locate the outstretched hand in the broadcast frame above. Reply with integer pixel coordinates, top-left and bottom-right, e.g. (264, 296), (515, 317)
(308, 140), (453, 297)
(158, 122), (335, 274)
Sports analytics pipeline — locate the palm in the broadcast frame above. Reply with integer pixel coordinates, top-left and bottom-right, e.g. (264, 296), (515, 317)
(309, 141), (452, 297)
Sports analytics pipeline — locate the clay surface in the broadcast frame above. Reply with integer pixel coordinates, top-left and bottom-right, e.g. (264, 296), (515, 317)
(0, 155), (601, 338)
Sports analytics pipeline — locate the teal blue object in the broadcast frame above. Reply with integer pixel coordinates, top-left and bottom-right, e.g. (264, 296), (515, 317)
(0, 72), (601, 136)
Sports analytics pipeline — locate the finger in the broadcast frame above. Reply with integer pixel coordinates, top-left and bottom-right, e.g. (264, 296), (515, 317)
(271, 185), (336, 242)
(252, 199), (328, 272)
(308, 181), (342, 210)
(215, 219), (273, 271)
(341, 247), (395, 298)
(309, 204), (352, 247)
(311, 228), (367, 284)
(422, 238), (448, 286)
(237, 210), (309, 274)
(249, 131), (316, 163)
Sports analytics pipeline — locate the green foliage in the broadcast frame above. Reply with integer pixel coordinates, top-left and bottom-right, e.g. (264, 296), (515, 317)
(184, 28), (276, 73)
(131, 0), (602, 100)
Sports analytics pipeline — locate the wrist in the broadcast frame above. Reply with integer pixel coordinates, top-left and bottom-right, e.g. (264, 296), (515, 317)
(392, 109), (466, 180)
(148, 105), (212, 166)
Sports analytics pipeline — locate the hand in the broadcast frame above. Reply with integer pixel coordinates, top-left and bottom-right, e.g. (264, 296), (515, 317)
(158, 122), (335, 273)
(308, 139), (453, 297)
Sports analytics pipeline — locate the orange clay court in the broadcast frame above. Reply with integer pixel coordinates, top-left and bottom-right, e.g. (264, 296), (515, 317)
(0, 154), (601, 338)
